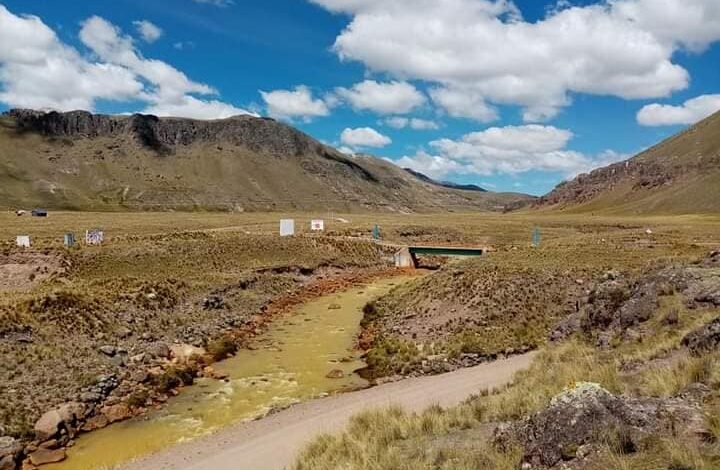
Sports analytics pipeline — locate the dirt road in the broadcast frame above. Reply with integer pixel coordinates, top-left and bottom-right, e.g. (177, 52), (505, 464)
(120, 352), (537, 470)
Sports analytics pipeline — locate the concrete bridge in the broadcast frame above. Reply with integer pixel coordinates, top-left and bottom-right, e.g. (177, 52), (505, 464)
(394, 245), (485, 268)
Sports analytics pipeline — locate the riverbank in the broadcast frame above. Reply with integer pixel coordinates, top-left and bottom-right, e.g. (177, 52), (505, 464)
(117, 352), (537, 470)
(37, 274), (417, 470)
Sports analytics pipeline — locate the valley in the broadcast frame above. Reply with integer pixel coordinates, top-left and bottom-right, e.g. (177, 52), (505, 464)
(1, 210), (719, 469)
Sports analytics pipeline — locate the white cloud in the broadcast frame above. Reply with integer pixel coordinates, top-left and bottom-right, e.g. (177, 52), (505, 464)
(311, 0), (720, 121)
(394, 124), (628, 180)
(430, 87), (499, 123)
(0, 5), (142, 110)
(78, 16), (251, 119)
(260, 85), (331, 121)
(384, 116), (439, 130)
(340, 127), (392, 148)
(193, 0), (235, 7)
(335, 80), (426, 114)
(144, 95), (254, 120)
(637, 94), (720, 126)
(0, 6), (250, 119)
(133, 20), (163, 43)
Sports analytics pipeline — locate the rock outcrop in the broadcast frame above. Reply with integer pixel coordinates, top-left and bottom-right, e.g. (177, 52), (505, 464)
(494, 382), (706, 469)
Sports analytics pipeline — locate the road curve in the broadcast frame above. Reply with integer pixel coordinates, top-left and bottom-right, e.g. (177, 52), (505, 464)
(120, 352), (537, 470)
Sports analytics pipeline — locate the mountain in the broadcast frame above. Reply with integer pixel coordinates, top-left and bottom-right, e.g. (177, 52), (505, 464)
(403, 168), (487, 192)
(0, 109), (533, 212)
(537, 110), (720, 214)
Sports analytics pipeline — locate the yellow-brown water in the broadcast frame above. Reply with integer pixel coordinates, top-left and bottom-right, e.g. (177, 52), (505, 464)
(48, 276), (413, 470)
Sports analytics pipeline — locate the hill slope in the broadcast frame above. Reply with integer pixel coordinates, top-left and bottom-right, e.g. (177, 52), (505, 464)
(0, 109), (532, 212)
(537, 111), (720, 214)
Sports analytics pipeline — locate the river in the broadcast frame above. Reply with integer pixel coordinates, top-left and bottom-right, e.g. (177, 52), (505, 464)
(48, 275), (416, 470)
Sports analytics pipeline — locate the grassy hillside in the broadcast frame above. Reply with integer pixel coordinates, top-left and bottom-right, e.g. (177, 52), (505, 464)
(538, 111), (720, 215)
(0, 111), (531, 212)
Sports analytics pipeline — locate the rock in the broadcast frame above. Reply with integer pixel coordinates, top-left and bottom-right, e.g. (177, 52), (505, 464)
(549, 312), (582, 342)
(0, 437), (21, 458)
(170, 344), (206, 364)
(21, 460), (36, 470)
(110, 351), (129, 367)
(117, 327), (132, 339)
(101, 404), (132, 424)
(99, 345), (117, 356)
(28, 449), (66, 466)
(682, 317), (720, 354)
(695, 287), (720, 306)
(328, 304), (342, 310)
(202, 296), (225, 310)
(0, 455), (15, 470)
(38, 440), (57, 450)
(325, 369), (345, 379)
(617, 283), (658, 328)
(33, 403), (85, 441)
(146, 342), (171, 359)
(79, 392), (102, 403)
(0, 437), (21, 470)
(81, 415), (109, 432)
(494, 382), (703, 468)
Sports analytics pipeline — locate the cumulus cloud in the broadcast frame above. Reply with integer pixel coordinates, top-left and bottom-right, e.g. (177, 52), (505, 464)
(384, 117), (439, 130)
(335, 80), (426, 114)
(260, 85), (331, 121)
(637, 94), (720, 126)
(430, 87), (499, 123)
(340, 127), (392, 148)
(394, 125), (627, 179)
(133, 20), (163, 43)
(311, 0), (720, 121)
(0, 5), (142, 110)
(0, 6), (250, 119)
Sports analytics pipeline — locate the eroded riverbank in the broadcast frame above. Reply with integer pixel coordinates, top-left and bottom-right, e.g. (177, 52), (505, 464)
(47, 275), (418, 470)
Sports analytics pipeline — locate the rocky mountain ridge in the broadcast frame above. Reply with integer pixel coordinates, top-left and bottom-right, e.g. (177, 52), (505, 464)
(0, 109), (532, 212)
(537, 110), (720, 213)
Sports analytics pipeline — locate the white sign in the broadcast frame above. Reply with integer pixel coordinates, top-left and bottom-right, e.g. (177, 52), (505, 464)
(311, 219), (325, 231)
(85, 229), (104, 245)
(280, 219), (295, 237)
(16, 235), (31, 248)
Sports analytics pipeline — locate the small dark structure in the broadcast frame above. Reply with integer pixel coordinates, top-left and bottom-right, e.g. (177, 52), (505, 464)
(31, 209), (48, 217)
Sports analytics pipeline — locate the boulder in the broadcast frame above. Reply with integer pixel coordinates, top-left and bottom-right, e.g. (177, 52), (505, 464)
(170, 344), (206, 364)
(325, 369), (345, 379)
(101, 404), (131, 424)
(81, 415), (109, 432)
(0, 455), (15, 470)
(495, 382), (705, 468)
(33, 403), (85, 441)
(99, 345), (117, 356)
(0, 437), (22, 459)
(28, 449), (66, 466)
(146, 342), (171, 359)
(0, 437), (22, 469)
(682, 317), (720, 354)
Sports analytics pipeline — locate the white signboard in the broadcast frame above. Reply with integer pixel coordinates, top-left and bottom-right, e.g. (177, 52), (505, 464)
(280, 219), (295, 237)
(16, 235), (31, 248)
(311, 219), (325, 231)
(85, 229), (104, 245)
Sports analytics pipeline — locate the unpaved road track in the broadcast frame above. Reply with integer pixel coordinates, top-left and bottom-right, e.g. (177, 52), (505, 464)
(121, 352), (536, 470)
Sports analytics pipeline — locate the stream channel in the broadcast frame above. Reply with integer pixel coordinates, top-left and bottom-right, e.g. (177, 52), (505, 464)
(48, 275), (417, 470)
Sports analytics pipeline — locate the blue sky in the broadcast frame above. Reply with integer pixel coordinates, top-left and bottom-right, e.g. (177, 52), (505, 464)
(1, 0), (719, 195)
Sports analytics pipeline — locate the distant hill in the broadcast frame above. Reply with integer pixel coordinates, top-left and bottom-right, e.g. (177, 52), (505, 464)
(537, 111), (720, 214)
(0, 109), (533, 212)
(403, 168), (487, 192)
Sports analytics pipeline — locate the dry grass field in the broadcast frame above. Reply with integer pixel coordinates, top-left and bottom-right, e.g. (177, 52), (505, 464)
(1, 209), (719, 468)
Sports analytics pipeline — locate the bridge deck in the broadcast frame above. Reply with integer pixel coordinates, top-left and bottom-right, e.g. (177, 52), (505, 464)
(408, 246), (484, 256)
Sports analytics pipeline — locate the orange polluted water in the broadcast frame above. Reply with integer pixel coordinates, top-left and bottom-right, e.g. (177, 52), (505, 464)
(48, 276), (416, 470)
